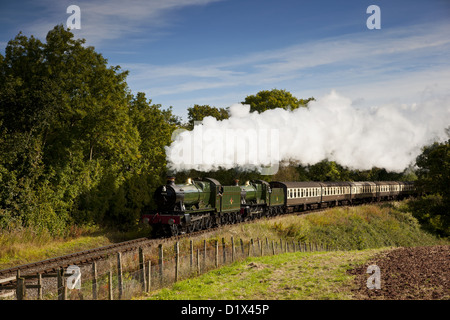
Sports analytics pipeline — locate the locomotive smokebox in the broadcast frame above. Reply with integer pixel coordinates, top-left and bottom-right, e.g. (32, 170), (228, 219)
(167, 176), (175, 185)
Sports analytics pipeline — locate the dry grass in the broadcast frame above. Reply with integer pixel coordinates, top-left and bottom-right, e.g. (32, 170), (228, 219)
(0, 226), (112, 269)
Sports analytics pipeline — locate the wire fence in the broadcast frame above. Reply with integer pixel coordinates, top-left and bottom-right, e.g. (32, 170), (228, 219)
(1, 237), (335, 300)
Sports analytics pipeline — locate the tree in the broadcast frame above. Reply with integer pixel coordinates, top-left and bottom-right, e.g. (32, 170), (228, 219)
(242, 89), (314, 113)
(0, 25), (173, 232)
(186, 104), (229, 129)
(413, 137), (450, 236)
(416, 139), (450, 196)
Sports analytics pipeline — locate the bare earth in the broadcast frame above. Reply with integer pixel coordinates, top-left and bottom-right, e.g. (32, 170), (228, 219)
(349, 245), (450, 300)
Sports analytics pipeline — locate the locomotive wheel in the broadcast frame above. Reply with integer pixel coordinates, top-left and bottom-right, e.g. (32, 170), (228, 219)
(202, 216), (212, 229)
(170, 225), (180, 236)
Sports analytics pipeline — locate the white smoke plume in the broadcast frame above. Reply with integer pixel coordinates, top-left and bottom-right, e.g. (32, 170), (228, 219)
(166, 90), (450, 174)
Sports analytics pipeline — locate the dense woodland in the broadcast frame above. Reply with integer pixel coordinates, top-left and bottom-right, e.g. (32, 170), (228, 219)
(0, 26), (448, 236)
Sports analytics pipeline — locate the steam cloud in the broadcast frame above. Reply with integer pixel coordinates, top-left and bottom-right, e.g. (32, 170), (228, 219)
(166, 90), (449, 174)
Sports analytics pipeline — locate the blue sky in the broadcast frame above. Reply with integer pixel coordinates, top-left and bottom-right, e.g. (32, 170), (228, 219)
(1, 0), (449, 120)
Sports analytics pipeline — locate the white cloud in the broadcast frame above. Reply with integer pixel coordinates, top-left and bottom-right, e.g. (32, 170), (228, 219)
(123, 21), (450, 116)
(21, 0), (223, 45)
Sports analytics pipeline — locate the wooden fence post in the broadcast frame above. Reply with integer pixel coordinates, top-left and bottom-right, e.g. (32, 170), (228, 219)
(58, 267), (68, 300)
(203, 240), (207, 269)
(16, 277), (26, 300)
(197, 249), (200, 275)
(117, 252), (123, 299)
(175, 242), (179, 282)
(240, 239), (244, 256)
(190, 240), (193, 269)
(139, 247), (146, 290)
(272, 240), (275, 255)
(222, 238), (226, 264)
(92, 262), (97, 300)
(215, 240), (219, 268)
(158, 244), (164, 286)
(146, 261), (151, 292)
(108, 271), (113, 300)
(37, 273), (42, 300)
(57, 267), (64, 300)
(231, 237), (235, 262)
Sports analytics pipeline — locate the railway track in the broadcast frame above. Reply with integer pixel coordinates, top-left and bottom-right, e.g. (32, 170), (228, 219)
(0, 223), (232, 288)
(0, 202), (363, 288)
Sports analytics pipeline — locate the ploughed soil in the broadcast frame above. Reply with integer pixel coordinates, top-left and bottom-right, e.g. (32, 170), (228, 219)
(349, 245), (449, 300)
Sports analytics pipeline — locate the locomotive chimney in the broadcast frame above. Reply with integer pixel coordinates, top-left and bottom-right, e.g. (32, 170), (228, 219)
(234, 179), (239, 186)
(167, 176), (175, 185)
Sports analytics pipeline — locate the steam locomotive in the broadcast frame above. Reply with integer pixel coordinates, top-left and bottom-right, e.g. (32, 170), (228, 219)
(142, 177), (416, 236)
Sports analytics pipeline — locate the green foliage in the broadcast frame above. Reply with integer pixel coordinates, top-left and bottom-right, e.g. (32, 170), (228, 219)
(242, 88), (314, 113)
(1, 24), (446, 240)
(186, 104), (229, 129)
(268, 203), (445, 250)
(412, 137), (450, 236)
(0, 25), (178, 234)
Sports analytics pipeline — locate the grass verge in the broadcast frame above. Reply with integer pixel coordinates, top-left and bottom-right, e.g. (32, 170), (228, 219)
(0, 225), (151, 270)
(141, 248), (387, 300)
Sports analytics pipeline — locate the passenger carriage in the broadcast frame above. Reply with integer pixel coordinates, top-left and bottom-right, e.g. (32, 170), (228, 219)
(349, 181), (376, 203)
